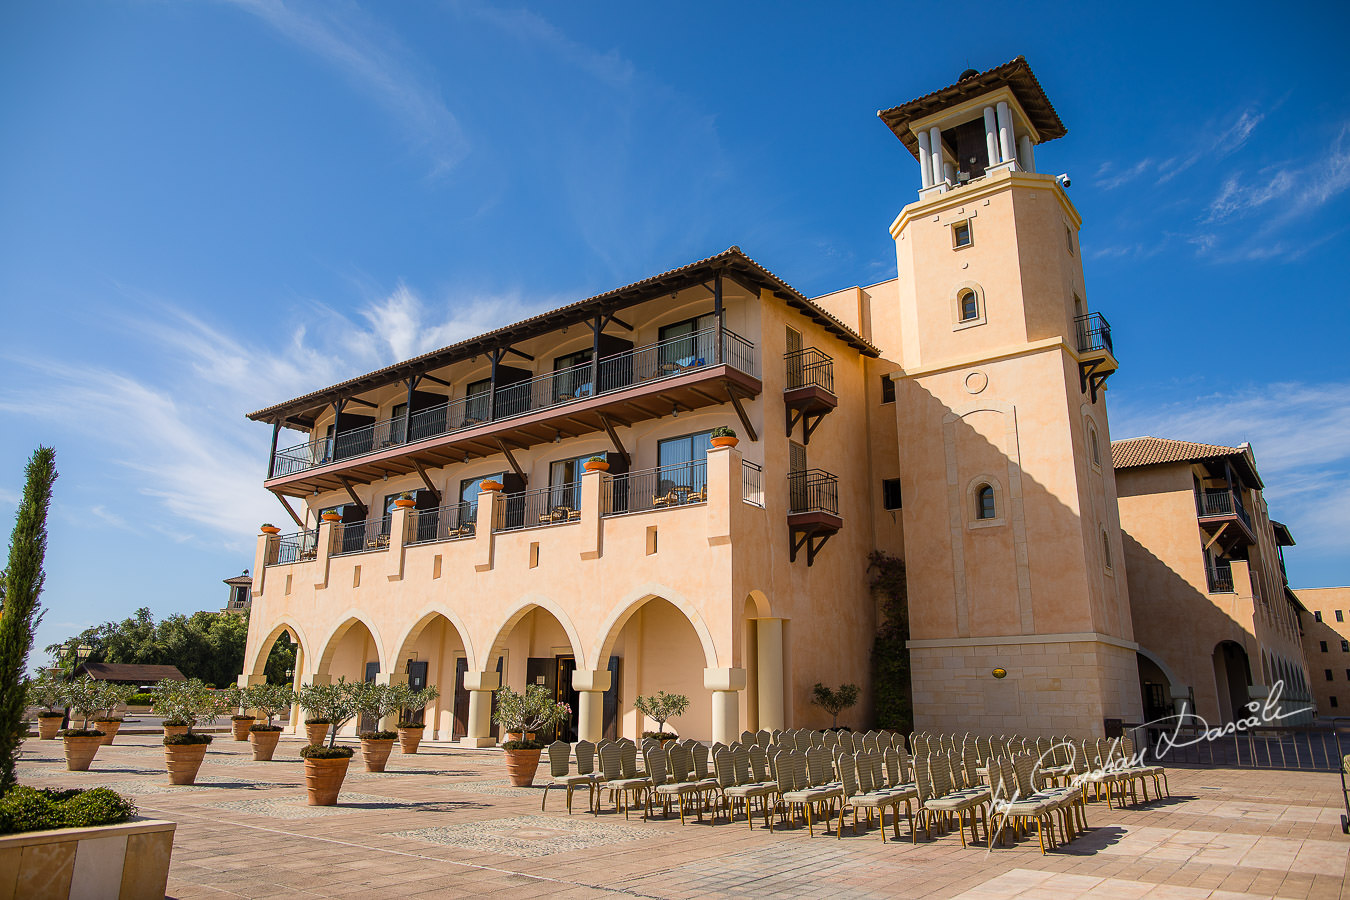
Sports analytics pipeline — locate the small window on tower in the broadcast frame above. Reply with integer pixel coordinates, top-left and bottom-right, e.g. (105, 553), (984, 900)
(881, 375), (895, 404)
(952, 220), (972, 248)
(1338, 610), (1345, 622)
(976, 485), (996, 520)
(1066, 224), (1075, 255)
(882, 478), (902, 510)
(959, 290), (979, 322)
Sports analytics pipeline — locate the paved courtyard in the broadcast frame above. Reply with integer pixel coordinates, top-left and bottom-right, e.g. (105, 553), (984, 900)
(16, 733), (1349, 899)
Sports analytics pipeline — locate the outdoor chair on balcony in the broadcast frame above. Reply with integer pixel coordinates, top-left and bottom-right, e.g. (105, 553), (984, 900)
(651, 490), (679, 508)
(364, 532), (391, 551)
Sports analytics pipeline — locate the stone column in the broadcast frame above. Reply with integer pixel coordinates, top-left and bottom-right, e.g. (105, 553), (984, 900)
(1018, 134), (1035, 173)
(996, 101), (1015, 167)
(983, 105), (999, 164)
(928, 126), (944, 186)
(917, 129), (933, 188)
(753, 618), (786, 731)
(704, 668), (747, 745)
(572, 668), (612, 742)
(376, 671), (410, 731)
(461, 669), (500, 748)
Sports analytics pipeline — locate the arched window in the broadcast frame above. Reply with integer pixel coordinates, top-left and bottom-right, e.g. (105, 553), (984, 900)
(1089, 425), (1100, 467)
(959, 290), (979, 322)
(976, 485), (996, 520)
(1102, 531), (1112, 570)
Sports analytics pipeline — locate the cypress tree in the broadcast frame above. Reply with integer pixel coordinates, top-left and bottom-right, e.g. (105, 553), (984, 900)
(0, 447), (57, 794)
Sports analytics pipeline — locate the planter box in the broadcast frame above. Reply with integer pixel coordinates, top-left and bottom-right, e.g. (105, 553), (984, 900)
(0, 817), (175, 900)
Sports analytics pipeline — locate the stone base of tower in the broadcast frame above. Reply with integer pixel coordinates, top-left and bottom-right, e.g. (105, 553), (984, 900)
(908, 634), (1142, 738)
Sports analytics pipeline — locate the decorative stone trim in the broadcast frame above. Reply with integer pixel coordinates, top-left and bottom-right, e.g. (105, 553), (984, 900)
(0, 818), (175, 900)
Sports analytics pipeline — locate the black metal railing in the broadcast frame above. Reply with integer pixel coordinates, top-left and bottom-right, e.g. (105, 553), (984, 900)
(784, 347), (834, 393)
(1074, 312), (1113, 355)
(742, 460), (764, 507)
(270, 327), (758, 478)
(404, 501), (478, 545)
(267, 529), (318, 566)
(330, 514), (393, 556)
(492, 482), (582, 533)
(1207, 559), (1235, 594)
(1129, 719), (1349, 772)
(1198, 488), (1252, 529)
(788, 469), (838, 515)
(601, 460), (707, 517)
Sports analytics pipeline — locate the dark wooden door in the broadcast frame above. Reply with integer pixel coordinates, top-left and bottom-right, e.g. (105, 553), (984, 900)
(359, 661), (380, 734)
(952, 118), (990, 179)
(602, 656), (621, 740)
(452, 658), (469, 739)
(556, 656), (579, 743)
(405, 660), (429, 726)
(526, 658), (557, 740)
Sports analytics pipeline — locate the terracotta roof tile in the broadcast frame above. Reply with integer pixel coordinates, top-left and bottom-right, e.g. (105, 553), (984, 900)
(1111, 436), (1263, 489)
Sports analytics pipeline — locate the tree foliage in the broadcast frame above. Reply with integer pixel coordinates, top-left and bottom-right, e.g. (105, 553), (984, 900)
(492, 683), (571, 745)
(811, 682), (860, 729)
(633, 691), (690, 736)
(151, 678), (223, 733)
(0, 446), (57, 794)
(869, 551), (912, 733)
(44, 608), (294, 688)
(296, 679), (362, 748)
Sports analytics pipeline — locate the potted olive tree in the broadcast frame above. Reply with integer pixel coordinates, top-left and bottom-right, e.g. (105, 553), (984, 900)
(224, 685), (255, 740)
(246, 683), (295, 761)
(29, 671), (67, 740)
(352, 682), (402, 773)
(635, 691), (690, 745)
(298, 688), (334, 746)
(294, 680), (359, 805)
(810, 682), (860, 730)
(396, 685), (441, 754)
(57, 676), (106, 771)
(492, 684), (570, 786)
(156, 679), (222, 785)
(93, 682), (136, 746)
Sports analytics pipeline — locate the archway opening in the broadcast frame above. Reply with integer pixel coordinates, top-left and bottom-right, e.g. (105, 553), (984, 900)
(317, 619), (381, 736)
(607, 597), (710, 741)
(395, 613), (468, 741)
(250, 623), (303, 686)
(493, 607), (584, 742)
(1136, 652), (1173, 724)
(1212, 640), (1252, 725)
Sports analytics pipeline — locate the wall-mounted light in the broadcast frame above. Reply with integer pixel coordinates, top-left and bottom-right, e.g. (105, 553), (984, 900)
(992, 668), (1008, 679)
(672, 402), (680, 418)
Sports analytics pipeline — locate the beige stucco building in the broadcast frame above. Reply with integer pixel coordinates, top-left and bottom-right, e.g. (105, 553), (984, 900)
(1296, 587), (1350, 720)
(1113, 438), (1313, 728)
(239, 57), (1147, 743)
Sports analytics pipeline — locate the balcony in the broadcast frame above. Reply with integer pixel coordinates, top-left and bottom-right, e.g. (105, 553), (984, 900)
(1197, 488), (1256, 549)
(1074, 312), (1118, 402)
(404, 501), (478, 545)
(265, 328), (761, 496)
(493, 483), (582, 533)
(783, 348), (836, 444)
(330, 515), (393, 557)
(787, 469), (841, 566)
(1206, 560), (1235, 594)
(601, 460), (707, 517)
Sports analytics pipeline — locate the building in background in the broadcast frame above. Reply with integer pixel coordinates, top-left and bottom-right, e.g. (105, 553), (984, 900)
(1113, 437), (1313, 727)
(1295, 587), (1350, 720)
(221, 571), (252, 615)
(238, 58), (1169, 742)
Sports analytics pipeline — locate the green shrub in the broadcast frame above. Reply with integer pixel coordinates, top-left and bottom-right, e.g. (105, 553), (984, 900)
(125, 693), (155, 706)
(36, 712), (64, 719)
(501, 739), (545, 751)
(57, 728), (103, 738)
(303, 717), (332, 725)
(161, 716), (190, 727)
(359, 730), (396, 740)
(163, 733), (213, 746)
(0, 786), (136, 835)
(396, 721), (424, 729)
(230, 714), (255, 721)
(249, 724), (283, 733)
(299, 744), (353, 759)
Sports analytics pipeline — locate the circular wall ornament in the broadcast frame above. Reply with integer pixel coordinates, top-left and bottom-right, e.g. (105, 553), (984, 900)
(965, 371), (988, 394)
(992, 667), (1008, 679)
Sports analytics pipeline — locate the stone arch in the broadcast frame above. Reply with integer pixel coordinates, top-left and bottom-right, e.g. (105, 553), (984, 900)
(315, 613), (386, 678)
(485, 594), (586, 670)
(248, 619), (312, 679)
(393, 605), (477, 672)
(745, 590), (772, 619)
(593, 584), (719, 669)
(1135, 645), (1183, 694)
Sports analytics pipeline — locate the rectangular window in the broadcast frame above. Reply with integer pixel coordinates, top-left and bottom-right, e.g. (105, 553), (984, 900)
(547, 454), (590, 511)
(952, 220), (972, 248)
(1338, 610), (1345, 622)
(1322, 641), (1329, 653)
(657, 432), (712, 496)
(882, 478), (902, 511)
(1326, 670), (1334, 681)
(1343, 641), (1349, 653)
(881, 375), (895, 404)
(465, 378), (491, 423)
(553, 349), (593, 401)
(658, 314), (717, 369)
(1316, 611), (1324, 622)
(459, 474), (504, 505)
(1332, 696), (1340, 708)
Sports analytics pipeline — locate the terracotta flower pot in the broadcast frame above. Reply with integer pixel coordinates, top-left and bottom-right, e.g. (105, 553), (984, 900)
(397, 727), (423, 754)
(304, 756), (350, 806)
(63, 735), (102, 772)
(249, 729), (281, 761)
(231, 718), (256, 741)
(479, 480), (503, 492)
(505, 732), (536, 743)
(504, 747), (542, 786)
(321, 512), (342, 523)
(394, 497), (415, 509)
(711, 435), (739, 448)
(583, 460), (609, 472)
(37, 716), (63, 740)
(261, 525), (281, 534)
(162, 724), (190, 739)
(361, 738), (395, 773)
(164, 742), (209, 785)
(95, 720), (122, 746)
(305, 722), (331, 746)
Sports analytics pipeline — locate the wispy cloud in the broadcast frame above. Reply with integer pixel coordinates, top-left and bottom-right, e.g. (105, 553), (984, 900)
(0, 283), (555, 544)
(1097, 107), (1264, 190)
(1112, 381), (1350, 563)
(221, 0), (468, 177)
(1205, 124), (1350, 224)
(454, 2), (635, 88)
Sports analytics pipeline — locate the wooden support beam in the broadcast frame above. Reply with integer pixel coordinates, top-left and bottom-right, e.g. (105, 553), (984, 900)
(598, 414), (631, 466)
(600, 311), (633, 332)
(1203, 523), (1230, 553)
(273, 491), (305, 529)
(267, 422), (281, 479)
(495, 439), (526, 482)
(410, 458), (441, 502)
(420, 373), (452, 388)
(688, 386), (721, 405)
(346, 397), (378, 409)
(728, 389), (758, 442)
(504, 346), (535, 362)
(337, 476), (366, 513)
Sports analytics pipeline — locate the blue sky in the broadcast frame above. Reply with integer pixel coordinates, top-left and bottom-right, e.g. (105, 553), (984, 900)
(2, 1), (1347, 661)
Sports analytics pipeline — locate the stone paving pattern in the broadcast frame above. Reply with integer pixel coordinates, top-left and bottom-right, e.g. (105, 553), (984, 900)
(14, 733), (1349, 898)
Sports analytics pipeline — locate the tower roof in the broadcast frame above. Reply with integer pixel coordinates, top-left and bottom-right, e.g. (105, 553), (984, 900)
(878, 56), (1067, 160)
